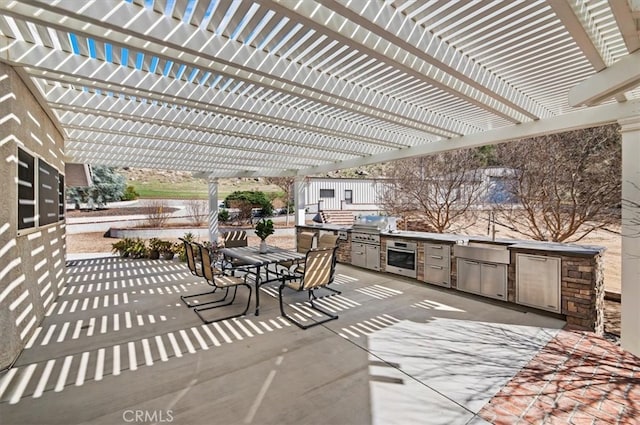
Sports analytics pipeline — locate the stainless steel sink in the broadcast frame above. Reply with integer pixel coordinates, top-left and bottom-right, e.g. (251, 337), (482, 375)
(453, 243), (511, 264)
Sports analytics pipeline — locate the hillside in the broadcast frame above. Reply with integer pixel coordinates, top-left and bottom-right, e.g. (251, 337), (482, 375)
(119, 165), (387, 199)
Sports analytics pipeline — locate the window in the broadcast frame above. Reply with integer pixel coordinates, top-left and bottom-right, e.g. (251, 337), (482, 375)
(17, 147), (65, 234)
(344, 189), (353, 204)
(17, 149), (36, 230)
(319, 189), (334, 198)
(58, 174), (65, 221)
(38, 160), (59, 226)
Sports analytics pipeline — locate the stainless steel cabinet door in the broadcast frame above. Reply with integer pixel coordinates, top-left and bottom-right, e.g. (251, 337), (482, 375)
(516, 254), (561, 312)
(480, 263), (507, 300)
(366, 244), (380, 271)
(351, 243), (366, 268)
(457, 259), (481, 293)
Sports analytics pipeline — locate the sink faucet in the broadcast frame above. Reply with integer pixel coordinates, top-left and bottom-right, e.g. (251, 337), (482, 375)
(489, 211), (498, 241)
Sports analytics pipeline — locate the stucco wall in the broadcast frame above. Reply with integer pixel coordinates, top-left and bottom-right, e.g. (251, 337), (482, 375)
(0, 63), (66, 370)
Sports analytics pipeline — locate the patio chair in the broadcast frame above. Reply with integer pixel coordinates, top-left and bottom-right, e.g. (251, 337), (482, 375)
(278, 246), (339, 329)
(292, 233), (342, 296)
(222, 230), (248, 247)
(180, 242), (228, 308)
(180, 238), (203, 278)
(222, 230), (250, 269)
(276, 231), (316, 275)
(193, 243), (256, 324)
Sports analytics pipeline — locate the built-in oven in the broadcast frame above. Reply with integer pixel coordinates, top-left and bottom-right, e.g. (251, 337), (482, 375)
(386, 241), (417, 278)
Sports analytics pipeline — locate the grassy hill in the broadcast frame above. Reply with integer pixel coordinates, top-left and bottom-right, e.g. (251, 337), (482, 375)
(120, 168), (284, 199)
(119, 164), (388, 199)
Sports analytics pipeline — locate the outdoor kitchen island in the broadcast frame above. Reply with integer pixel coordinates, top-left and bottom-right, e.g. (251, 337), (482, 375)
(296, 224), (605, 334)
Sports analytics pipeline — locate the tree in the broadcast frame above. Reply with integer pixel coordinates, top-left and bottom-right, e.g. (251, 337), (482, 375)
(379, 150), (484, 232)
(66, 165), (126, 207)
(494, 125), (621, 242)
(264, 177), (295, 225)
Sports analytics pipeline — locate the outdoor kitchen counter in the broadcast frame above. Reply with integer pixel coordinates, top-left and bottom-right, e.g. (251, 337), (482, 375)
(297, 223), (352, 232)
(378, 230), (605, 334)
(379, 230), (605, 256)
(297, 225), (605, 333)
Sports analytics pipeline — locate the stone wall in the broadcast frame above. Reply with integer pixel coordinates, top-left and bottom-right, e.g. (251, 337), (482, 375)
(561, 254), (604, 333)
(0, 63), (66, 370)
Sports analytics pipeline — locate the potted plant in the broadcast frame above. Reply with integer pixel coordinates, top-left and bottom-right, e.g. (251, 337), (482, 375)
(127, 238), (147, 259)
(255, 218), (274, 253)
(112, 238), (134, 257)
(158, 240), (175, 260)
(178, 232), (196, 262)
(148, 238), (164, 260)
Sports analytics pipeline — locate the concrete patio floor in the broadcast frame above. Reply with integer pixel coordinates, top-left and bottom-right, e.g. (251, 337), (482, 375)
(0, 257), (637, 424)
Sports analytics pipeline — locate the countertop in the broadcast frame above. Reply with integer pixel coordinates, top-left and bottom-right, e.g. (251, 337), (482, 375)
(297, 223), (353, 231)
(295, 224), (605, 256)
(379, 230), (605, 256)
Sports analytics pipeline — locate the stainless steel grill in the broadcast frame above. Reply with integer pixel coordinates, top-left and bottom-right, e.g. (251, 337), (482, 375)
(351, 230), (380, 245)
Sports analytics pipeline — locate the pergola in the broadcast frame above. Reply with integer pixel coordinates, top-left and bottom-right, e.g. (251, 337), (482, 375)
(0, 0), (639, 354)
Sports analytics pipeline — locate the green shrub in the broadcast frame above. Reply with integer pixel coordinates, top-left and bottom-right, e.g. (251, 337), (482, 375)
(112, 238), (147, 258)
(218, 208), (230, 222)
(225, 190), (273, 216)
(128, 238), (147, 259)
(121, 185), (139, 201)
(112, 238), (134, 257)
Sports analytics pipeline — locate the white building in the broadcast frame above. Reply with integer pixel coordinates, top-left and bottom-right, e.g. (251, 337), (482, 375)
(304, 177), (387, 212)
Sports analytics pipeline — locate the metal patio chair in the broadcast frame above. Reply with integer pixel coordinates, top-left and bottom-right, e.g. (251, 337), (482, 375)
(221, 230), (251, 269)
(180, 237), (203, 278)
(180, 241), (229, 308)
(291, 233), (342, 297)
(276, 231), (316, 276)
(278, 246), (339, 329)
(193, 243), (256, 324)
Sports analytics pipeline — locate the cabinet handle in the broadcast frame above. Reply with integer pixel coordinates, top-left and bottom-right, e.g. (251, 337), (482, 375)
(431, 246), (442, 249)
(497, 294), (504, 297)
(463, 260), (477, 265)
(429, 265), (443, 269)
(430, 255), (443, 260)
(484, 263), (497, 268)
(529, 257), (548, 262)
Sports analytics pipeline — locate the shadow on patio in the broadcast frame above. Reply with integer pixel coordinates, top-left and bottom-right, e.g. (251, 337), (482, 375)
(1, 256), (636, 425)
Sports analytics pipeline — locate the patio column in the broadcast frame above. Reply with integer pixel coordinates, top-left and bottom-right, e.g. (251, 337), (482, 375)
(620, 116), (640, 357)
(294, 177), (306, 226)
(207, 177), (219, 243)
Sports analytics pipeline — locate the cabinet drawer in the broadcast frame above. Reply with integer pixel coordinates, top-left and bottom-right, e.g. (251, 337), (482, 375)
(425, 253), (449, 268)
(425, 244), (450, 259)
(425, 264), (450, 287)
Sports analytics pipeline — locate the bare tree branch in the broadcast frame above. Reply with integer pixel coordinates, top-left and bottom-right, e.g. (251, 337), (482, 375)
(494, 125), (621, 242)
(380, 151), (484, 232)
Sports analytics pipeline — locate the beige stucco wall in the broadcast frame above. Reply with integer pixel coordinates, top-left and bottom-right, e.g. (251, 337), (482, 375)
(0, 63), (66, 370)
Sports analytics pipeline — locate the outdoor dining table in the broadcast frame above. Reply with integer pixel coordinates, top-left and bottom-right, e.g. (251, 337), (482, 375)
(219, 245), (306, 316)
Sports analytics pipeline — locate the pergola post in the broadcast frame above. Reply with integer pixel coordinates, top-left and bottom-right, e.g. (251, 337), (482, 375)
(294, 177), (306, 226)
(619, 116), (640, 357)
(207, 177), (219, 243)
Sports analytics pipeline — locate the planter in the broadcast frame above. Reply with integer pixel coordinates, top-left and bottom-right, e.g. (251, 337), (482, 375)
(259, 240), (268, 254)
(162, 252), (175, 260)
(149, 250), (160, 260)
